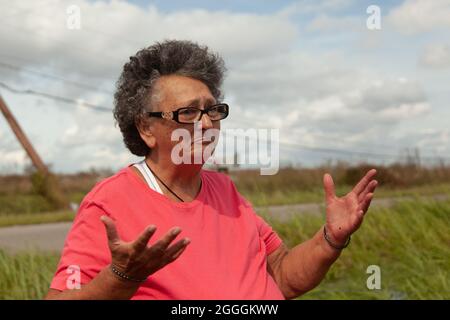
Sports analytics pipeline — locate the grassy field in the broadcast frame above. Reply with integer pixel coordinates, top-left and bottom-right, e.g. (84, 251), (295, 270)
(1, 183), (449, 227)
(0, 198), (448, 300)
(2, 163), (450, 227)
(0, 211), (75, 228)
(0, 249), (59, 300)
(243, 182), (450, 207)
(0, 163), (449, 299)
(269, 198), (450, 299)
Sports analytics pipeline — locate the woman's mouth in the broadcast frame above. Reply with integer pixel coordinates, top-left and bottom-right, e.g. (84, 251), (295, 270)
(192, 138), (213, 145)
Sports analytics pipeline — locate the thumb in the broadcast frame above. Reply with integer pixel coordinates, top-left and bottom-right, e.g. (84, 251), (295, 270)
(100, 215), (120, 247)
(323, 173), (336, 202)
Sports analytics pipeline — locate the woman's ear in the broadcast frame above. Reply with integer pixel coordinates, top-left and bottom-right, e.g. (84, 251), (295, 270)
(136, 118), (156, 149)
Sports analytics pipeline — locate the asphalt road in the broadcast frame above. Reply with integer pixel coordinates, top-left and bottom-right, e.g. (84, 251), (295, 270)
(0, 222), (72, 253)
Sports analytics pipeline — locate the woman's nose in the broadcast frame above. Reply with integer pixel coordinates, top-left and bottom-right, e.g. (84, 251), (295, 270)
(200, 113), (213, 129)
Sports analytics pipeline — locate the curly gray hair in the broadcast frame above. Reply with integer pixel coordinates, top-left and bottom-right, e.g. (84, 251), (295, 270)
(113, 39), (226, 157)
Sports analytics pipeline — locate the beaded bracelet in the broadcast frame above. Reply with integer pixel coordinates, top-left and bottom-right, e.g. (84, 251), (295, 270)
(323, 226), (351, 250)
(110, 264), (147, 283)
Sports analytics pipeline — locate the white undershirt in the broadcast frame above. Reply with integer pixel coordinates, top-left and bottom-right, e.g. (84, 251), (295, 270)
(133, 160), (163, 194)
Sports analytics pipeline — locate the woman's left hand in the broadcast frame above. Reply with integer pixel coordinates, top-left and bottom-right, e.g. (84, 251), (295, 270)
(322, 169), (378, 246)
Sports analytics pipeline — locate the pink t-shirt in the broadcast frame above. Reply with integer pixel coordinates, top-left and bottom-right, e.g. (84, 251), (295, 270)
(50, 165), (285, 300)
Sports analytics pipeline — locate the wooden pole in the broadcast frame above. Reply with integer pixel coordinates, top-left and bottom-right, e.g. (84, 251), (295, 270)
(0, 94), (68, 209)
(0, 94), (49, 174)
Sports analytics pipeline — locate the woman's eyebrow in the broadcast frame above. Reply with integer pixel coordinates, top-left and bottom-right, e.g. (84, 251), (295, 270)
(179, 97), (216, 107)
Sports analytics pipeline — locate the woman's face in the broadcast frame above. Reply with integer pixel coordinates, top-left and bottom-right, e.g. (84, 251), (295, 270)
(140, 74), (221, 164)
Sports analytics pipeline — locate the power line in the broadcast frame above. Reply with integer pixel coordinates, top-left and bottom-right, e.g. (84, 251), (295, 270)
(1, 61), (438, 159)
(1, 79), (448, 163)
(277, 141), (448, 162)
(2, 80), (447, 162)
(0, 4), (445, 159)
(0, 81), (112, 112)
(0, 61), (114, 94)
(227, 115), (445, 154)
(0, 52), (118, 83)
(222, 129), (450, 161)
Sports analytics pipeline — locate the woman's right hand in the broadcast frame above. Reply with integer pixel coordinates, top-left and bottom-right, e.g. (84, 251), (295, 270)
(100, 215), (190, 282)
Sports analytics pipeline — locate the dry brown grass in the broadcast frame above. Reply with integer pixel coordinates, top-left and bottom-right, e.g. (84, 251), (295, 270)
(232, 161), (450, 193)
(1, 162), (450, 215)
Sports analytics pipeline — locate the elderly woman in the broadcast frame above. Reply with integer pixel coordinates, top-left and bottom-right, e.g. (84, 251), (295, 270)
(45, 40), (378, 300)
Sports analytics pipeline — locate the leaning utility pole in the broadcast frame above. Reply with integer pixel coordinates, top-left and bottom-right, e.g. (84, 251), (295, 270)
(0, 95), (49, 174)
(0, 94), (68, 209)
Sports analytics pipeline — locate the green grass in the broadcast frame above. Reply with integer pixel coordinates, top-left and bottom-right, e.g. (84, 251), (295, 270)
(0, 211), (75, 228)
(0, 194), (56, 215)
(0, 198), (448, 299)
(0, 192), (85, 215)
(242, 183), (450, 207)
(1, 181), (450, 227)
(263, 198), (450, 299)
(0, 249), (59, 299)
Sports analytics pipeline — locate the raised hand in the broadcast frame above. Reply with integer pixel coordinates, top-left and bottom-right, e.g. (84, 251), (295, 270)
(100, 215), (190, 281)
(322, 169), (378, 246)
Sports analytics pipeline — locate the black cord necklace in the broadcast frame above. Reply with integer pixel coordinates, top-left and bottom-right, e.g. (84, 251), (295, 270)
(144, 162), (185, 202)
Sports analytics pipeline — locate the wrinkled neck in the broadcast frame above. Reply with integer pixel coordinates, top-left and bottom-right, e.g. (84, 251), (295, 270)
(145, 153), (202, 191)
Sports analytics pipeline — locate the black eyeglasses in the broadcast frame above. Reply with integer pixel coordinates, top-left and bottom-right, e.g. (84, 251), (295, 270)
(146, 103), (229, 124)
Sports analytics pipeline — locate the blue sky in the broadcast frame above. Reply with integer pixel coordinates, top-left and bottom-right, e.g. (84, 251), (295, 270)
(129, 0), (298, 14)
(0, 0), (449, 173)
(127, 0), (402, 15)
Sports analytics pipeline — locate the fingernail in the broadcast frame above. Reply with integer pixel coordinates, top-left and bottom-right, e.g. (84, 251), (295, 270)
(184, 238), (190, 245)
(172, 227), (181, 235)
(147, 225), (156, 232)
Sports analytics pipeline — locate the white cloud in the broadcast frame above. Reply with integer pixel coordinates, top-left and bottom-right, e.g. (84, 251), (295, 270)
(387, 0), (450, 34)
(79, 147), (135, 172)
(344, 79), (428, 112)
(0, 0), (299, 75)
(419, 44), (450, 68)
(0, 0), (447, 172)
(278, 0), (355, 16)
(306, 14), (360, 32)
(378, 102), (431, 120)
(394, 128), (450, 156)
(0, 150), (28, 172)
